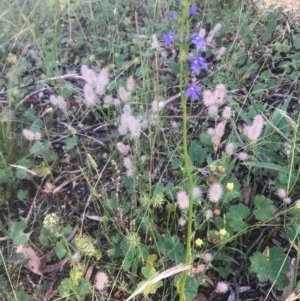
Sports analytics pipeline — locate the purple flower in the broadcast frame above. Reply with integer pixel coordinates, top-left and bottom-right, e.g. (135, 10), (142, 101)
(162, 32), (176, 47)
(168, 11), (175, 21)
(191, 34), (206, 50)
(189, 55), (206, 75)
(185, 84), (202, 101)
(189, 6), (197, 15)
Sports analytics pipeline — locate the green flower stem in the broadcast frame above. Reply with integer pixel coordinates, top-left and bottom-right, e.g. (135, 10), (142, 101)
(287, 108), (300, 193)
(177, 1), (192, 300)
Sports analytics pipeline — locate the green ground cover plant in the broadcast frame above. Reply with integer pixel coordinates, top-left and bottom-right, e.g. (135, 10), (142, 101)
(0, 0), (299, 300)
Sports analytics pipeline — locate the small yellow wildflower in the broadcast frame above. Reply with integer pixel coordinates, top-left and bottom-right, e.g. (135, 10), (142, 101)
(220, 228), (227, 236)
(195, 238), (203, 247)
(226, 182), (234, 191)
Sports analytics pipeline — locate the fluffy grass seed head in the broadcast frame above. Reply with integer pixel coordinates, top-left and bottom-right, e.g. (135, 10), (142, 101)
(83, 84), (97, 106)
(215, 121), (225, 138)
(96, 68), (109, 93)
(193, 186), (203, 199)
(277, 188), (287, 199)
(222, 106), (232, 119)
(128, 116), (141, 138)
(94, 271), (109, 291)
(22, 129), (42, 141)
(152, 100), (161, 113)
(208, 183), (223, 203)
(116, 142), (131, 156)
(81, 65), (97, 86)
(243, 114), (265, 142)
(203, 90), (215, 107)
(206, 23), (222, 45)
(118, 86), (131, 102)
(123, 156), (134, 176)
(205, 209), (213, 219)
(50, 95), (67, 110)
(203, 252), (213, 263)
(214, 84), (226, 105)
(215, 281), (229, 294)
(225, 142), (237, 155)
(127, 77), (135, 91)
(177, 191), (189, 210)
(207, 104), (218, 117)
(283, 197), (292, 204)
(118, 105), (141, 139)
(104, 95), (120, 106)
(236, 151), (249, 161)
(178, 217), (187, 227)
(211, 134), (221, 145)
(216, 46), (227, 60)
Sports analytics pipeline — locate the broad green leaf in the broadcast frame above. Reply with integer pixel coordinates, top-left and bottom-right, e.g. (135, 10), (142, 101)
(188, 140), (207, 165)
(250, 247), (289, 290)
(146, 254), (158, 267)
(17, 189), (29, 200)
(64, 136), (78, 150)
(157, 234), (185, 263)
(0, 167), (13, 184)
(293, 34), (300, 50)
(77, 278), (92, 296)
(253, 195), (276, 222)
(10, 221), (28, 245)
(15, 290), (28, 301)
(185, 277), (199, 301)
(226, 204), (250, 231)
(32, 162), (52, 177)
(58, 278), (71, 297)
(15, 158), (33, 179)
(55, 240), (67, 259)
(250, 251), (269, 282)
(141, 266), (156, 279)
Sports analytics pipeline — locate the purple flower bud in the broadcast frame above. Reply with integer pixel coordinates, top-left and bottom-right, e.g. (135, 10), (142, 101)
(189, 6), (197, 15)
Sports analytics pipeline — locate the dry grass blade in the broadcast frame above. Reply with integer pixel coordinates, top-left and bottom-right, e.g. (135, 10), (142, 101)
(125, 263), (205, 301)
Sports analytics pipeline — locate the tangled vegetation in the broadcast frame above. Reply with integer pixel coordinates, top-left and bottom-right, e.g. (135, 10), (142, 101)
(0, 0), (299, 300)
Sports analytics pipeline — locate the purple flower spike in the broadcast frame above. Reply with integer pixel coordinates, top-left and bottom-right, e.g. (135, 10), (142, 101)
(185, 84), (202, 101)
(162, 32), (177, 47)
(168, 11), (175, 21)
(191, 34), (206, 50)
(189, 6), (197, 15)
(189, 55), (206, 75)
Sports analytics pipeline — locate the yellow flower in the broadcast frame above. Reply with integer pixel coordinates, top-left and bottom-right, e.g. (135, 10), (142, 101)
(195, 238), (203, 246)
(220, 228), (227, 236)
(226, 182), (234, 191)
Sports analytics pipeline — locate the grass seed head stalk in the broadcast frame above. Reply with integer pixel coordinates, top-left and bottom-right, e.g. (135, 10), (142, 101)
(177, 0), (194, 300)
